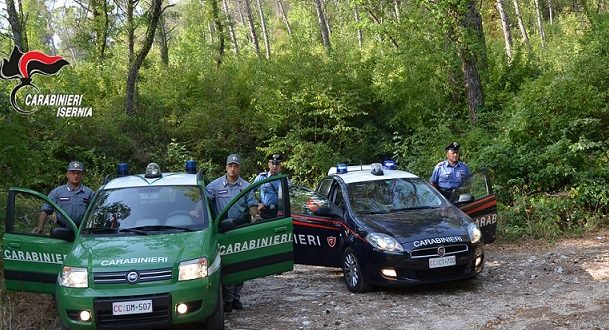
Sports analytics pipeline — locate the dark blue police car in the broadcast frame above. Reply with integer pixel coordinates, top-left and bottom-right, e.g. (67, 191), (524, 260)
(290, 162), (497, 292)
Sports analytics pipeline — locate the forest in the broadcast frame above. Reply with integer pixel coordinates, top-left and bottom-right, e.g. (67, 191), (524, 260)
(1, 0), (608, 240)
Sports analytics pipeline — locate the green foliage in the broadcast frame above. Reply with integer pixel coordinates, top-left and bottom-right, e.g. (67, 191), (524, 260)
(2, 0), (609, 243)
(500, 191), (609, 240)
(249, 49), (393, 184)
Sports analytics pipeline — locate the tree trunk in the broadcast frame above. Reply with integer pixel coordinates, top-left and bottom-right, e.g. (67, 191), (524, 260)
(100, 0), (109, 60)
(354, 5), (363, 48)
(366, 9), (399, 48)
(323, 0), (332, 37)
(6, 0), (28, 51)
(91, 0), (109, 61)
(125, 0), (163, 116)
(208, 22), (216, 43)
(496, 0), (513, 62)
(243, 0), (261, 58)
(512, 0), (532, 54)
(277, 0), (292, 36)
(449, 0), (486, 125)
(223, 0), (240, 55)
(255, 0), (271, 59)
(534, 0), (546, 47)
(393, 0), (401, 22)
(157, 14), (170, 65)
(127, 0), (135, 65)
(314, 0), (331, 50)
(237, 0), (246, 26)
(210, 0), (226, 67)
(548, 0), (554, 24)
(458, 50), (482, 125)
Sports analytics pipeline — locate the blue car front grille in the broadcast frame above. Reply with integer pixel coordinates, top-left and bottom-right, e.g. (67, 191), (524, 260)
(410, 243), (469, 259)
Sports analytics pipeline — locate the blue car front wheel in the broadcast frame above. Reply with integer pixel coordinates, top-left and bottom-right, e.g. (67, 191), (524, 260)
(342, 247), (370, 293)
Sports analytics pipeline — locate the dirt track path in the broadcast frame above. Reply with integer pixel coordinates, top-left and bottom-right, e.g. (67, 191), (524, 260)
(2, 231), (609, 329)
(225, 231), (609, 329)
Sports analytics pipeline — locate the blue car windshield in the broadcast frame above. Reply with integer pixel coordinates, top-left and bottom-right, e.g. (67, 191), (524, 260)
(81, 185), (208, 234)
(347, 178), (444, 214)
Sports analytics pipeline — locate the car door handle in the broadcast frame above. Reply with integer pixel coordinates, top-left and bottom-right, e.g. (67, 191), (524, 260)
(9, 243), (21, 248)
(274, 226), (287, 233)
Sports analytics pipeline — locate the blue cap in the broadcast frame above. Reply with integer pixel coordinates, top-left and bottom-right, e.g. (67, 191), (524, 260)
(445, 142), (460, 151)
(67, 161), (84, 171)
(227, 154), (241, 165)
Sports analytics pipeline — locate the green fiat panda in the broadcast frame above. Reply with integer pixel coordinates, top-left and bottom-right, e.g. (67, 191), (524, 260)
(1, 161), (293, 329)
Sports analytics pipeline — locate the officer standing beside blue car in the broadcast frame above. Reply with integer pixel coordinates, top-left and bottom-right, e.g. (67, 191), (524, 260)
(206, 153), (260, 313)
(253, 154), (288, 219)
(31, 160), (94, 234)
(430, 142), (471, 199)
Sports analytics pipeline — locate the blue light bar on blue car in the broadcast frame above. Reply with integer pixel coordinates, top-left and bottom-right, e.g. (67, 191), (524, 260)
(383, 160), (397, 170)
(117, 163), (129, 176)
(185, 160), (197, 174)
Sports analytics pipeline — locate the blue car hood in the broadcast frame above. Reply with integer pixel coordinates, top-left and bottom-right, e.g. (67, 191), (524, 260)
(355, 207), (471, 246)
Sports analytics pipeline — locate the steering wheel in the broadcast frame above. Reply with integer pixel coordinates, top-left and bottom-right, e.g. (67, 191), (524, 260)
(166, 210), (191, 218)
(165, 210), (195, 226)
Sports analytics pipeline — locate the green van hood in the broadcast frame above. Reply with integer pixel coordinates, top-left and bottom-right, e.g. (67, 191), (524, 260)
(68, 231), (210, 270)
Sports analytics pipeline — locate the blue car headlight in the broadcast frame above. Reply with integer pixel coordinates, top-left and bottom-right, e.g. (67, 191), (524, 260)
(366, 233), (404, 252)
(468, 222), (482, 244)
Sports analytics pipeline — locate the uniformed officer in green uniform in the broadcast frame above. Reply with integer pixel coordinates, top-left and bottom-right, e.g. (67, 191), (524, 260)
(31, 161), (94, 234)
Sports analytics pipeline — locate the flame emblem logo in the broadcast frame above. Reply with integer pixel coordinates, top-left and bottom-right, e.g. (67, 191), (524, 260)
(0, 46), (69, 114)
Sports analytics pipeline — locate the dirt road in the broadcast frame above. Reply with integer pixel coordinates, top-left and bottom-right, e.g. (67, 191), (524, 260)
(2, 231), (609, 329)
(225, 231), (609, 329)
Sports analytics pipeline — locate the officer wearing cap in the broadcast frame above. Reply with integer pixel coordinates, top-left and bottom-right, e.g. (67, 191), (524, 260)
(32, 161), (94, 234)
(205, 153), (259, 312)
(430, 142), (471, 199)
(206, 153), (259, 221)
(253, 154), (288, 219)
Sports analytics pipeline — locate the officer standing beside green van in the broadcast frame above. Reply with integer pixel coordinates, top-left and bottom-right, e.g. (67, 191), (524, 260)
(206, 153), (260, 312)
(31, 160), (94, 234)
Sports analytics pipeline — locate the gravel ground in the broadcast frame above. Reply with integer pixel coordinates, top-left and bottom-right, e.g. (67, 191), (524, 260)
(225, 230), (609, 330)
(2, 230), (609, 329)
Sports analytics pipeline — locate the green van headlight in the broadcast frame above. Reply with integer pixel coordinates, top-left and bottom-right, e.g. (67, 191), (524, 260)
(60, 266), (89, 288)
(178, 258), (208, 281)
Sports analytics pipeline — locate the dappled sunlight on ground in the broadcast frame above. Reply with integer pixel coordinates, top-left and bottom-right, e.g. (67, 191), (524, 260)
(583, 254), (609, 281)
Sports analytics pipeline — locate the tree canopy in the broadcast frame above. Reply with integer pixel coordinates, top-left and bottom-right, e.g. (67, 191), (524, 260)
(1, 0), (608, 239)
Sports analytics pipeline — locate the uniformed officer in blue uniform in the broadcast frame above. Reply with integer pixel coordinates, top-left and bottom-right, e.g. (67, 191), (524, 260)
(430, 142), (471, 199)
(206, 153), (259, 312)
(32, 161), (94, 234)
(253, 154), (287, 219)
